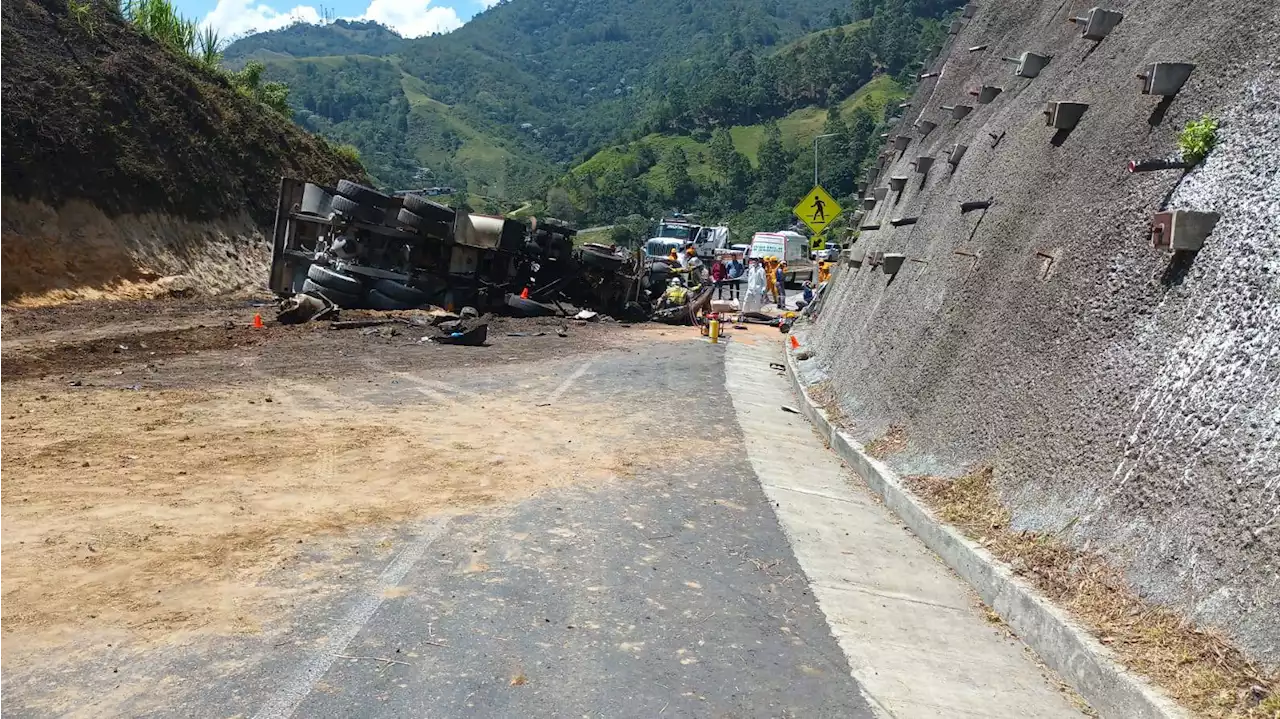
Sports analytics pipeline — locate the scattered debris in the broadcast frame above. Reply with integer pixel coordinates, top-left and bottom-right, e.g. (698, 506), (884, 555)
(332, 654), (411, 667)
(276, 293), (337, 325)
(330, 319), (398, 330)
(780, 405), (801, 414)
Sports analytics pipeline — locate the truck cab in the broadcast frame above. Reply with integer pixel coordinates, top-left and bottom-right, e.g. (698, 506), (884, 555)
(652, 216), (730, 259)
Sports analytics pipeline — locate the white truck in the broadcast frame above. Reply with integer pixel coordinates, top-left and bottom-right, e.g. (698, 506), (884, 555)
(645, 217), (730, 260)
(748, 231), (814, 285)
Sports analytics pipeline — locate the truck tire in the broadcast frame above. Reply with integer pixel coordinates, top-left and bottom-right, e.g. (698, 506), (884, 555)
(581, 248), (623, 272)
(302, 279), (361, 308)
(306, 264), (364, 294)
(505, 293), (555, 317)
(336, 179), (390, 208)
(367, 289), (417, 311)
(372, 278), (431, 306)
(401, 194), (456, 223)
(396, 208), (450, 236)
(331, 195), (383, 224)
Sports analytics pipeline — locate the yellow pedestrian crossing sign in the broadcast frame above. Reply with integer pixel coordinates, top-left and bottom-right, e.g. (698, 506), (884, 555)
(793, 185), (841, 235)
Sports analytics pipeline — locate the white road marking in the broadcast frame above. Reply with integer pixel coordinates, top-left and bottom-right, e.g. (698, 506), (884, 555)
(251, 517), (451, 719)
(544, 360), (593, 404)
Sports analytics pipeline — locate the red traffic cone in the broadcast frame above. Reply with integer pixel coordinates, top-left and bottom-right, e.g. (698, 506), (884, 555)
(520, 287), (530, 300)
(253, 313), (264, 329)
(789, 335), (800, 350)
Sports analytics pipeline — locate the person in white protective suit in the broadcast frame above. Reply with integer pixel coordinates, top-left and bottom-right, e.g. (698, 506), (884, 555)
(742, 258), (767, 314)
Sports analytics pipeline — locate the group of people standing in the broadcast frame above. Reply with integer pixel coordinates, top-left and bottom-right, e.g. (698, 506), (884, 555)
(741, 256), (789, 313)
(661, 246), (825, 315)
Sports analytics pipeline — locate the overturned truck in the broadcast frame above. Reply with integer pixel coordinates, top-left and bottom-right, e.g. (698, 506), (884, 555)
(268, 178), (656, 319)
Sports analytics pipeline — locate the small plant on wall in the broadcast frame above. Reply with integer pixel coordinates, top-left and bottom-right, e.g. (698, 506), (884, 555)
(1178, 115), (1219, 166)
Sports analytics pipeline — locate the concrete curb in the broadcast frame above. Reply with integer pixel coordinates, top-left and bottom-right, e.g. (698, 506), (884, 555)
(783, 343), (1189, 719)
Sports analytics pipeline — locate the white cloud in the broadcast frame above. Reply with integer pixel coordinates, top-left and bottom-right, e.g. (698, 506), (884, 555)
(202, 0), (465, 41)
(355, 0), (462, 37)
(202, 0), (322, 39)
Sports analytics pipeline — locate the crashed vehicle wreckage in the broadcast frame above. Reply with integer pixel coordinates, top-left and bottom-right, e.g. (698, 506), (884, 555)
(267, 177), (701, 323)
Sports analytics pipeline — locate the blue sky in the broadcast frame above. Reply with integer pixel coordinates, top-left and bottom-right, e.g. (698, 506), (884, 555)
(179, 0), (497, 41)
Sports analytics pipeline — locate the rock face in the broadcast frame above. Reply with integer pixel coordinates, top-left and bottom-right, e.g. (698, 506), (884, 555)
(807, 0), (1280, 666)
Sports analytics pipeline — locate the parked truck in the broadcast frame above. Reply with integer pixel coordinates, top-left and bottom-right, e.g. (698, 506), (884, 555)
(647, 216), (730, 260)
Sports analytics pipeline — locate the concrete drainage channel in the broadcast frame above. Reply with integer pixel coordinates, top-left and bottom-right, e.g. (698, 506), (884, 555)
(778, 339), (1188, 719)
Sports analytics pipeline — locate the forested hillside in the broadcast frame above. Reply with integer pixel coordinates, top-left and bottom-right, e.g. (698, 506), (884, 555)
(560, 0), (956, 240)
(224, 0), (855, 193)
(225, 0), (961, 233)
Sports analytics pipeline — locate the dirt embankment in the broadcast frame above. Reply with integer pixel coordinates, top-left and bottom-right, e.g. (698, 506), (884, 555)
(1, 198), (271, 304)
(0, 0), (364, 303)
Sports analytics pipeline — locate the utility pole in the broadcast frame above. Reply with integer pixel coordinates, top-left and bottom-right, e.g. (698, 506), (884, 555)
(813, 133), (837, 187)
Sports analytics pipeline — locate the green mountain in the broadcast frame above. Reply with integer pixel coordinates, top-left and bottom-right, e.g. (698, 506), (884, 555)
(222, 0), (856, 195)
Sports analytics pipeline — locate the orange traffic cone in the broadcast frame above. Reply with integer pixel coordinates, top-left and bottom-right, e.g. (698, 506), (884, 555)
(253, 313), (264, 329)
(789, 335), (800, 350)
(520, 287), (530, 300)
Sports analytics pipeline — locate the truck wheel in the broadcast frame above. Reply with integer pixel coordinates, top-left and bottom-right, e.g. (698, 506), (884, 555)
(372, 279), (431, 306)
(331, 195), (384, 224)
(336, 179), (390, 208)
(396, 208), (450, 236)
(302, 279), (361, 308)
(505, 293), (555, 317)
(401, 194), (456, 223)
(367, 289), (417, 311)
(307, 264), (364, 294)
(581, 248), (623, 271)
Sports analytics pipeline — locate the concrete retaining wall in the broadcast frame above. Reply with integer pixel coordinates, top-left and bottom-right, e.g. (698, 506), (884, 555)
(806, 0), (1280, 665)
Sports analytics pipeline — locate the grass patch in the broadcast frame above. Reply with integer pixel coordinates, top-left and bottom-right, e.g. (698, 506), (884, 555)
(864, 424), (906, 458)
(574, 227), (613, 246)
(906, 467), (1279, 719)
(837, 74), (907, 118)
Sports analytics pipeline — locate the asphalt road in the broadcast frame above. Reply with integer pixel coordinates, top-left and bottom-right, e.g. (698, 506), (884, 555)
(2, 331), (873, 718)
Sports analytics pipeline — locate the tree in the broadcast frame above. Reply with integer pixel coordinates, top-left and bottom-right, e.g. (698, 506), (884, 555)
(816, 109), (858, 200)
(708, 128), (754, 212)
(661, 145), (697, 210)
(754, 121), (789, 203)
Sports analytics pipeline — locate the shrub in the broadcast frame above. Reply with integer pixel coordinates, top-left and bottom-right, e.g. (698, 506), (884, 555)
(228, 61), (292, 116)
(195, 26), (223, 71)
(334, 144), (363, 165)
(120, 0), (195, 56)
(1178, 115), (1219, 166)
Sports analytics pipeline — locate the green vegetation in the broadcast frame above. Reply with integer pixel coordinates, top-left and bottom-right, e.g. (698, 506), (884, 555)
(68, 0), (95, 33)
(223, 0), (860, 191)
(556, 0), (945, 239)
(1178, 115), (1219, 166)
(120, 0), (202, 63)
(221, 0), (954, 235)
(227, 61), (291, 115)
(116, 0), (296, 118)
